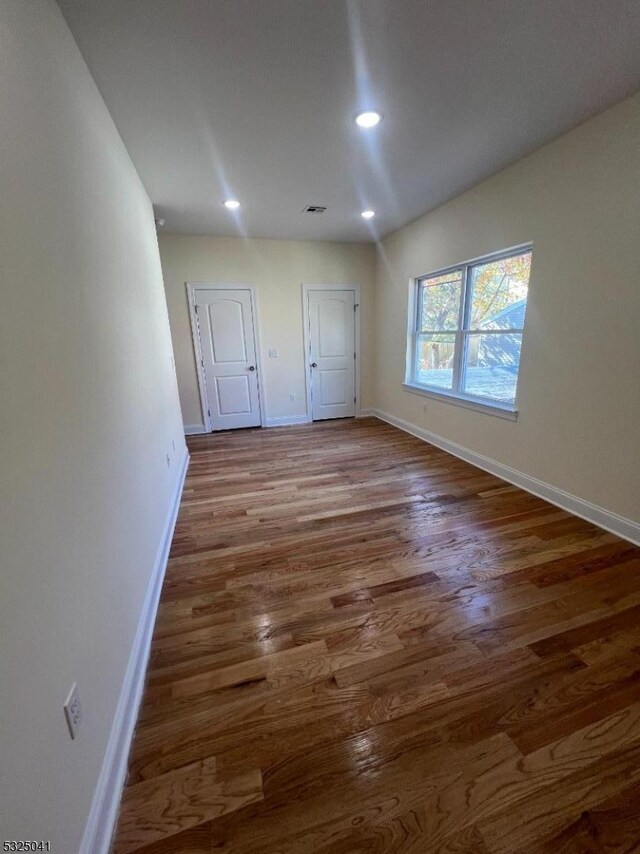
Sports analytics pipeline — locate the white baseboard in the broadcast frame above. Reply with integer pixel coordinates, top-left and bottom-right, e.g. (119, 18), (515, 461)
(358, 408), (376, 417)
(80, 449), (190, 854)
(265, 414), (311, 427)
(188, 416), (312, 431)
(369, 408), (640, 546)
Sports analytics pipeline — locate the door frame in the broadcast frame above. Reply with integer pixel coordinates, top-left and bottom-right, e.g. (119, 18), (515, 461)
(186, 282), (267, 432)
(301, 283), (362, 422)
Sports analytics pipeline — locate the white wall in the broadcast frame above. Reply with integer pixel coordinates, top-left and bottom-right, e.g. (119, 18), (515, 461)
(0, 2), (186, 850)
(159, 234), (376, 430)
(373, 94), (640, 528)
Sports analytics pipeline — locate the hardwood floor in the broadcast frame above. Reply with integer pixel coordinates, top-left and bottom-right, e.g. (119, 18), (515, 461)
(112, 417), (640, 853)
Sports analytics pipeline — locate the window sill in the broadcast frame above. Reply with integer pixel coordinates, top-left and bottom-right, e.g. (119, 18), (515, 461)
(402, 382), (518, 421)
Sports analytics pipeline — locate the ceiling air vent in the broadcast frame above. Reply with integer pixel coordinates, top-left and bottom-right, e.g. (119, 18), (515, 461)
(303, 205), (327, 214)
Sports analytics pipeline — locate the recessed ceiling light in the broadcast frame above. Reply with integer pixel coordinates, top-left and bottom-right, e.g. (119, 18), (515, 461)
(361, 209), (375, 219)
(356, 111), (381, 128)
(224, 199), (240, 210)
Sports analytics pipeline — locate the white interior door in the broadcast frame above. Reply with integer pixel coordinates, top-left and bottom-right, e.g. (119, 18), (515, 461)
(308, 289), (356, 420)
(196, 288), (262, 430)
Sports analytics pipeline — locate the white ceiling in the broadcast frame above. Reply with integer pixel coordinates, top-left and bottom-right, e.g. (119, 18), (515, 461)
(57, 0), (640, 243)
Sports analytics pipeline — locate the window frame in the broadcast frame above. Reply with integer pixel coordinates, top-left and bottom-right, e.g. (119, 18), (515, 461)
(404, 244), (532, 419)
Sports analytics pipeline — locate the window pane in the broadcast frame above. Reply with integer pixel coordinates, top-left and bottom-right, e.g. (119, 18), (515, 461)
(420, 270), (463, 331)
(469, 251), (531, 330)
(416, 333), (456, 390)
(463, 332), (522, 405)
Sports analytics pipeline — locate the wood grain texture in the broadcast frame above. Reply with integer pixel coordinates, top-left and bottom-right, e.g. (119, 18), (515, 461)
(112, 418), (640, 853)
(113, 758), (262, 854)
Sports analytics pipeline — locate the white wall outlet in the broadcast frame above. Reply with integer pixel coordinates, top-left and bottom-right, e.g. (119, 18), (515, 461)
(64, 683), (82, 740)
(166, 453), (171, 467)
(289, 393), (296, 402)
(268, 348), (279, 358)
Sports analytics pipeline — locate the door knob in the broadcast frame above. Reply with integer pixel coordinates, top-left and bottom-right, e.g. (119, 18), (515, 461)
(248, 365), (256, 371)
(310, 362), (318, 368)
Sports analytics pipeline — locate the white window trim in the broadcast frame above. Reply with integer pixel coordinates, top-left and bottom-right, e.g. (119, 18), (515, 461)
(402, 382), (519, 420)
(405, 243), (532, 419)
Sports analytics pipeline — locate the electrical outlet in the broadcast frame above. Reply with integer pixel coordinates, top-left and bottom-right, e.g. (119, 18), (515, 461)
(268, 348), (279, 358)
(166, 453), (171, 467)
(64, 683), (82, 740)
(289, 393), (295, 402)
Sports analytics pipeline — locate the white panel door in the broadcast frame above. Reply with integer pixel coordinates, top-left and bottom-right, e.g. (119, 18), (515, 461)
(308, 289), (356, 420)
(196, 288), (262, 430)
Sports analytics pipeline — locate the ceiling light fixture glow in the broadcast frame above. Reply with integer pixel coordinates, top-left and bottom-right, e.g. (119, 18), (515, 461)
(223, 199), (240, 210)
(361, 209), (375, 219)
(355, 111), (381, 128)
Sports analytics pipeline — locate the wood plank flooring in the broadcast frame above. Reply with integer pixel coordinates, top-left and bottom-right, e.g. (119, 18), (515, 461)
(112, 417), (640, 853)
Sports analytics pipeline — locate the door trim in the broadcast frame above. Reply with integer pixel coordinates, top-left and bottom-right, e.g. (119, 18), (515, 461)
(301, 283), (361, 422)
(186, 282), (267, 432)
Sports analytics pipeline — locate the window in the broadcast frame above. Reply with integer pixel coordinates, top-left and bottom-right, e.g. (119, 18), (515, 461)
(406, 246), (532, 414)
